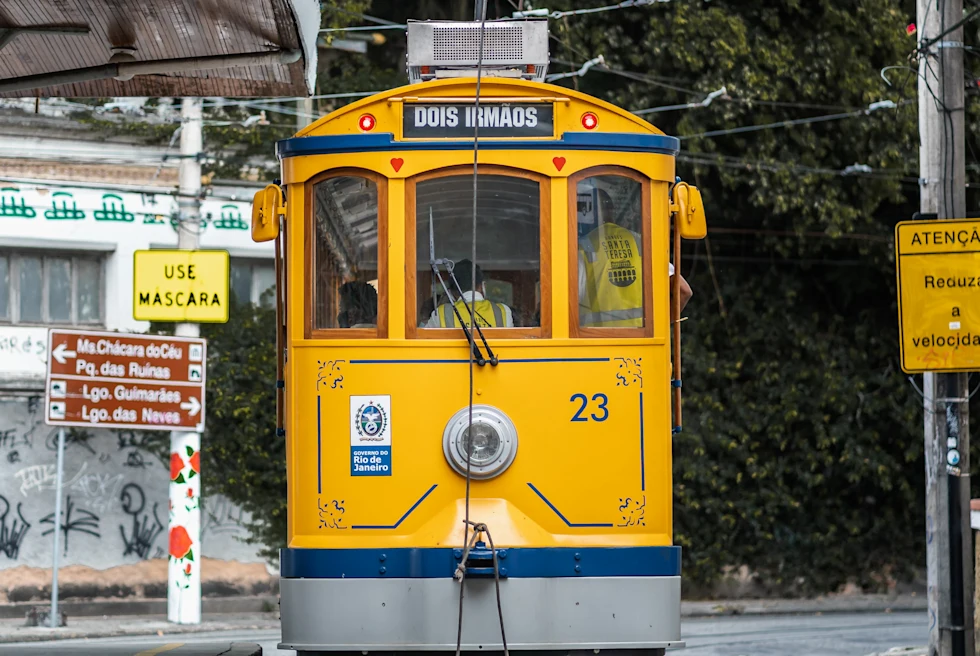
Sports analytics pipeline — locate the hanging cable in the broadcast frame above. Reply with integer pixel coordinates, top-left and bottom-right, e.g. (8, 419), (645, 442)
(455, 0), (487, 653)
(455, 3), (508, 655)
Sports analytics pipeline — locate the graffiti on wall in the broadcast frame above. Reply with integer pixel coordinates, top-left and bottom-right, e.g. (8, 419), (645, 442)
(0, 397), (263, 569)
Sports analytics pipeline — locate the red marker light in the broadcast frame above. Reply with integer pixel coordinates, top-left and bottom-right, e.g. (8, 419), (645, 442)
(358, 114), (376, 131)
(582, 112), (598, 130)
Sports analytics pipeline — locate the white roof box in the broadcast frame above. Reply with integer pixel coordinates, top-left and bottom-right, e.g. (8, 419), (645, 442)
(407, 20), (550, 84)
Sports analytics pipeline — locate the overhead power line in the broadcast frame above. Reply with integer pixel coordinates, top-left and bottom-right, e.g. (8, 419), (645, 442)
(677, 99), (910, 140)
(677, 152), (921, 185)
(513, 0), (673, 19)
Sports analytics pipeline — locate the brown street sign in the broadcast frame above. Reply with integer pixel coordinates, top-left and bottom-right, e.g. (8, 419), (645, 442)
(45, 329), (207, 431)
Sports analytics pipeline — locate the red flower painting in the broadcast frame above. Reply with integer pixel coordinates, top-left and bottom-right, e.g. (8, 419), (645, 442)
(189, 450), (200, 474)
(184, 563), (192, 576)
(170, 453), (185, 481)
(169, 526), (193, 560)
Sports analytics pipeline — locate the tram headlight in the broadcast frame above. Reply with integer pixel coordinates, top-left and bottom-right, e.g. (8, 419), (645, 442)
(443, 405), (518, 480)
(581, 112), (599, 130)
(458, 424), (501, 466)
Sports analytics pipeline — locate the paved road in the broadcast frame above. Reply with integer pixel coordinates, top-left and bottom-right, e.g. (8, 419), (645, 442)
(0, 612), (927, 655)
(682, 612), (926, 655)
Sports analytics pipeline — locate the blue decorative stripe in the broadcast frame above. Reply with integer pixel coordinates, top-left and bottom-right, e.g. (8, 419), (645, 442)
(351, 484), (438, 529)
(280, 545), (681, 579)
(527, 483), (613, 528)
(277, 131), (680, 159)
(317, 395), (322, 495)
(349, 357), (611, 365)
(639, 391), (645, 492)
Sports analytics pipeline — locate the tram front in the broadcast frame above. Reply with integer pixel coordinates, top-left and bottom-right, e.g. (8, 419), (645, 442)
(252, 18), (707, 656)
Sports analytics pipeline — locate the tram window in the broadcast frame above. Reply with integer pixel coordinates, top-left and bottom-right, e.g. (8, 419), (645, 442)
(575, 174), (646, 329)
(415, 174), (541, 329)
(312, 175), (380, 330)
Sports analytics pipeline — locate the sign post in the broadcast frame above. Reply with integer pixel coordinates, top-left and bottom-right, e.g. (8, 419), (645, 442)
(44, 328), (207, 626)
(48, 427), (64, 629)
(896, 218), (976, 655)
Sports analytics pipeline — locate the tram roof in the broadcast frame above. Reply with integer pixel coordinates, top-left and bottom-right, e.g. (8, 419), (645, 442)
(0, 0), (318, 97)
(295, 78), (668, 138)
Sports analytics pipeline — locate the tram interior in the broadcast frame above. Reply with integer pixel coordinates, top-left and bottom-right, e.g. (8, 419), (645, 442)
(415, 173), (541, 328)
(313, 175), (380, 329)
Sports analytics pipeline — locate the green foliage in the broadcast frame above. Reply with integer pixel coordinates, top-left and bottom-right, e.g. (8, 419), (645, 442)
(197, 300), (284, 561)
(537, 0), (931, 592)
(149, 301), (283, 561)
(139, 0), (980, 591)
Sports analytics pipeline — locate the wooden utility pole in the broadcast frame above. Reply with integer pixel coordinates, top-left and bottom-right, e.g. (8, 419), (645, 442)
(916, 1), (974, 654)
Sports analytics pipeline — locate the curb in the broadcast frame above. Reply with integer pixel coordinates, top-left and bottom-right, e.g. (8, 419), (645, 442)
(0, 596), (277, 620)
(681, 595), (927, 618)
(0, 615), (280, 644)
(227, 646), (263, 656)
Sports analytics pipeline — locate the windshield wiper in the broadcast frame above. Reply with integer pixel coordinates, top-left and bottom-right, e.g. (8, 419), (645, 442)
(429, 208), (498, 366)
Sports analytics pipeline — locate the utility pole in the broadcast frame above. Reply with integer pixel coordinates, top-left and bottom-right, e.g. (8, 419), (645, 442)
(297, 97), (314, 131)
(916, 1), (973, 654)
(168, 96), (203, 625)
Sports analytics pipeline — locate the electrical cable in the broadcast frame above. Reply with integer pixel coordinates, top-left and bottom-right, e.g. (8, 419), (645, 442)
(456, 2), (487, 655)
(677, 152), (920, 184)
(676, 99), (909, 140)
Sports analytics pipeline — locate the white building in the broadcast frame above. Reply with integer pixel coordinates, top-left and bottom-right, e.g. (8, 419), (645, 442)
(0, 100), (277, 593)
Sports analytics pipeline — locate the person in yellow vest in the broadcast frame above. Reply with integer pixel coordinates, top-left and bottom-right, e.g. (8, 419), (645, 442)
(578, 189), (692, 327)
(426, 259), (515, 328)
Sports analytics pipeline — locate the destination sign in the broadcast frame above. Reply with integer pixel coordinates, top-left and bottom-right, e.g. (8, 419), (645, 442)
(403, 103), (554, 139)
(896, 219), (980, 372)
(45, 329), (207, 431)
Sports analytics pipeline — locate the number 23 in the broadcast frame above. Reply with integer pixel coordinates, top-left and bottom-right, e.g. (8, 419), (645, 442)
(570, 393), (609, 422)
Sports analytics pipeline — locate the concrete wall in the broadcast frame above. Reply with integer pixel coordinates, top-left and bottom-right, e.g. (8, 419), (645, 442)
(0, 394), (269, 598)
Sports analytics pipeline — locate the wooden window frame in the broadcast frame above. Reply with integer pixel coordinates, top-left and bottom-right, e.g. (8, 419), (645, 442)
(405, 165), (551, 339)
(305, 168), (388, 340)
(568, 165), (653, 339)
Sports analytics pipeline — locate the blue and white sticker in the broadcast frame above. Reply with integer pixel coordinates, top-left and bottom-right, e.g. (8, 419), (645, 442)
(350, 395), (391, 476)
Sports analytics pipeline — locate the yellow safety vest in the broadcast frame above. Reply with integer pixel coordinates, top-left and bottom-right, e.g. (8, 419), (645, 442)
(437, 299), (506, 328)
(580, 224), (643, 327)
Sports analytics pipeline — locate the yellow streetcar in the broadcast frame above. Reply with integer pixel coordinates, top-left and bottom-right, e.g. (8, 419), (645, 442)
(251, 18), (706, 655)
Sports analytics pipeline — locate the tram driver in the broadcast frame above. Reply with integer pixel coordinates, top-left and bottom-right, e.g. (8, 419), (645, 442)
(578, 187), (692, 328)
(425, 259), (515, 328)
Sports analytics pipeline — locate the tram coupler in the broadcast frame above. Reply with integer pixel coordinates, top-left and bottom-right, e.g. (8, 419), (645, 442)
(454, 542), (508, 578)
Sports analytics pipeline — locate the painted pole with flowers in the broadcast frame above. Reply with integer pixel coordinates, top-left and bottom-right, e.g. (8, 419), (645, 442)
(168, 430), (201, 623)
(168, 98), (204, 625)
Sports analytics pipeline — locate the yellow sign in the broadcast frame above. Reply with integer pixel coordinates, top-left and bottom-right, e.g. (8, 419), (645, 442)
(133, 250), (229, 323)
(896, 219), (980, 372)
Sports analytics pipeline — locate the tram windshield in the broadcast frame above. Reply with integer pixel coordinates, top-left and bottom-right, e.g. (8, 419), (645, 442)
(415, 173), (541, 330)
(312, 174), (381, 330)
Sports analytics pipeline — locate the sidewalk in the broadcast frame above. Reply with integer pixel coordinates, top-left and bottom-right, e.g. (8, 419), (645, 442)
(0, 612), (279, 644)
(0, 593), (927, 643)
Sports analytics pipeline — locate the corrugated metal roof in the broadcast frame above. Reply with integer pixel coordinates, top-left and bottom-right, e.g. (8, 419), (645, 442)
(0, 0), (319, 97)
